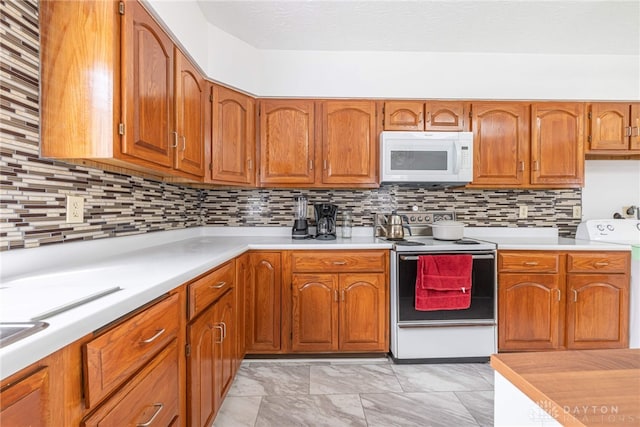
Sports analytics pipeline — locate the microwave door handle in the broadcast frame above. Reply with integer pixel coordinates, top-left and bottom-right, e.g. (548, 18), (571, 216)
(452, 141), (461, 174)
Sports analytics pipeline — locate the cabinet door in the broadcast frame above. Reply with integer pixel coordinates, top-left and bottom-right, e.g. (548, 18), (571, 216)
(0, 367), (49, 427)
(589, 103), (630, 151)
(383, 101), (424, 130)
(187, 305), (217, 427)
(235, 253), (249, 368)
(259, 100), (315, 185)
(291, 274), (339, 352)
(566, 275), (629, 349)
(211, 85), (255, 185)
(216, 290), (236, 400)
(339, 273), (388, 352)
(470, 102), (529, 187)
(424, 101), (466, 131)
(631, 103), (640, 150)
(321, 100), (378, 186)
(247, 252), (282, 352)
(498, 274), (563, 351)
(122, 1), (174, 168)
(531, 103), (584, 187)
(174, 48), (205, 177)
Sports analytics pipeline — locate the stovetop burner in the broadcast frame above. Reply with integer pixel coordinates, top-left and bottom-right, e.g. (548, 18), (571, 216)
(393, 240), (426, 246)
(454, 239), (481, 245)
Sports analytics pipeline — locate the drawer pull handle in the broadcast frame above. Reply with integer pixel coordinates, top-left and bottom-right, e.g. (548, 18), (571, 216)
(140, 329), (165, 344)
(332, 261), (347, 265)
(593, 262), (609, 267)
(137, 403), (163, 427)
(210, 281), (227, 289)
(523, 261), (539, 266)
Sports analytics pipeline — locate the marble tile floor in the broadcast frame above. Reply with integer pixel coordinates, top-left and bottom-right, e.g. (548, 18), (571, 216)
(213, 358), (494, 427)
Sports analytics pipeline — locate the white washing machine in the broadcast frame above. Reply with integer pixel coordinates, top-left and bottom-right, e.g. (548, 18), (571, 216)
(576, 219), (640, 348)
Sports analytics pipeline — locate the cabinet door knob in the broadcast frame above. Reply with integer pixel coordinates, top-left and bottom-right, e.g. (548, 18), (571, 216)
(140, 328), (165, 344)
(136, 403), (164, 427)
(247, 158), (253, 170)
(625, 126), (632, 137)
(532, 160), (539, 171)
(632, 126), (639, 137)
(214, 324), (224, 343)
(309, 159), (313, 171)
(181, 135), (186, 151)
(334, 289), (339, 302)
(556, 288), (561, 302)
(425, 111), (431, 123)
(572, 289), (578, 302)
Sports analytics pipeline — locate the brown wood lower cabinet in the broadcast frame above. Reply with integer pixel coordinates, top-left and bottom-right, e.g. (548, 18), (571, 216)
(83, 341), (180, 427)
(290, 251), (388, 353)
(0, 366), (49, 427)
(498, 250), (630, 352)
(246, 252), (282, 353)
(186, 261), (237, 427)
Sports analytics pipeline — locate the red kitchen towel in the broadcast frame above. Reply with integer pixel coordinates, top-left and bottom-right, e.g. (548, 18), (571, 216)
(415, 255), (473, 311)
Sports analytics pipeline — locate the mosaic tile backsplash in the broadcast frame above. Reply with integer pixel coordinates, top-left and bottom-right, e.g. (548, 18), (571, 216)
(0, 0), (581, 251)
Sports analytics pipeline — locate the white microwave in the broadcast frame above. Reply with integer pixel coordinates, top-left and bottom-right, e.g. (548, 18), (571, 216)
(380, 131), (473, 186)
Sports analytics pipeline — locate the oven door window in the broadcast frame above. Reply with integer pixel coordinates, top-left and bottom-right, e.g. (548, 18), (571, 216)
(397, 254), (495, 322)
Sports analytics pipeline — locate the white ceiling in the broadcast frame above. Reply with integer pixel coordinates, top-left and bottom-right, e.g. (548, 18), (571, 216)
(197, 0), (640, 55)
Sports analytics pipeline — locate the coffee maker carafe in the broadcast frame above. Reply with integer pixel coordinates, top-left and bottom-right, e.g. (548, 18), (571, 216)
(314, 203), (337, 240)
(292, 196), (309, 239)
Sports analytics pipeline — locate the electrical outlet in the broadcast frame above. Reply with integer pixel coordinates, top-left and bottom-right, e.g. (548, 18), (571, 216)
(66, 195), (84, 223)
(518, 205), (528, 219)
(572, 206), (582, 219)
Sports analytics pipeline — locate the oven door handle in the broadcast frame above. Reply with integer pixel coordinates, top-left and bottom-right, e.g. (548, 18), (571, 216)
(399, 254), (494, 261)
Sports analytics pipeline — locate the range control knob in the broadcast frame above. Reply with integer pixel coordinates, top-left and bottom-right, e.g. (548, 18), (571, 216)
(410, 216), (416, 222)
(417, 216), (423, 221)
(606, 224), (615, 231)
(597, 224), (605, 231)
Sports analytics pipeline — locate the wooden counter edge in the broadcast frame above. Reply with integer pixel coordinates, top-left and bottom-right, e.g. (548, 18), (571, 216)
(490, 354), (585, 427)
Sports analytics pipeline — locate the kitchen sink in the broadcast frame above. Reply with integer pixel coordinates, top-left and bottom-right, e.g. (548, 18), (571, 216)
(0, 322), (49, 348)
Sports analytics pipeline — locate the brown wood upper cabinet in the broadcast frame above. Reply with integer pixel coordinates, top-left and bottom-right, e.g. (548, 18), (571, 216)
(321, 100), (378, 186)
(587, 103), (640, 153)
(383, 101), (467, 131)
(40, 0), (205, 182)
(470, 102), (584, 188)
(469, 102), (530, 187)
(209, 85), (256, 185)
(259, 99), (316, 185)
(258, 99), (378, 187)
(531, 102), (584, 187)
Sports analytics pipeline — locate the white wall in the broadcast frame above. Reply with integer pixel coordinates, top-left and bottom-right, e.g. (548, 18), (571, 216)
(142, 1), (640, 100)
(259, 51), (639, 100)
(582, 160), (640, 220)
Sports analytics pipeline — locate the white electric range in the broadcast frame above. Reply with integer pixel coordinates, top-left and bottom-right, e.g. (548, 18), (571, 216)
(376, 211), (497, 362)
(576, 219), (640, 348)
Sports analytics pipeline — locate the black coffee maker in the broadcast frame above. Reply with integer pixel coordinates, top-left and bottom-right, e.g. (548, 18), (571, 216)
(314, 203), (337, 240)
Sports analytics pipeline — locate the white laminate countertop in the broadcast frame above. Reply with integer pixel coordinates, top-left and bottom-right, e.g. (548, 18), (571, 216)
(465, 227), (632, 251)
(0, 225), (631, 379)
(0, 227), (390, 379)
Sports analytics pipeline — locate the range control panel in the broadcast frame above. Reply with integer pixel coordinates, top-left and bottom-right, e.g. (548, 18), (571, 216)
(576, 219), (640, 241)
(374, 209), (456, 237)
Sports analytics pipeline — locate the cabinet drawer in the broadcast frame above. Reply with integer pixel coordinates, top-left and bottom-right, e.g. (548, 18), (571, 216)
(83, 341), (179, 427)
(567, 252), (629, 273)
(84, 293), (179, 409)
(189, 260), (235, 320)
(498, 252), (560, 273)
(291, 251), (386, 273)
